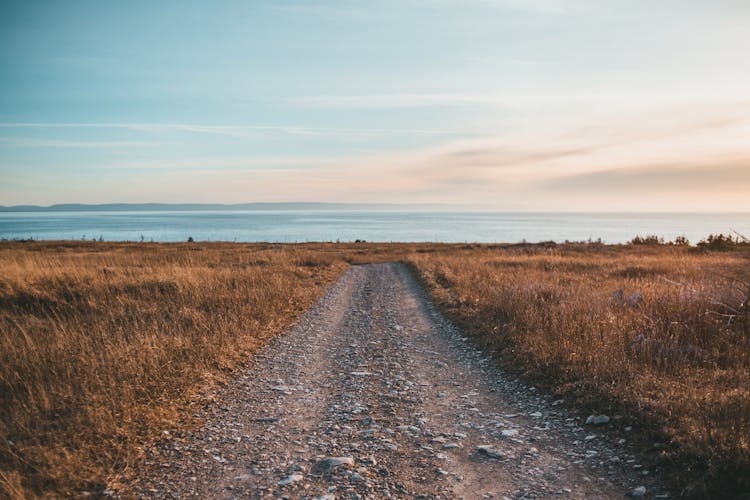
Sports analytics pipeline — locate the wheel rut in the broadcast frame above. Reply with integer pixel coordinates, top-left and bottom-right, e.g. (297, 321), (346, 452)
(118, 263), (666, 499)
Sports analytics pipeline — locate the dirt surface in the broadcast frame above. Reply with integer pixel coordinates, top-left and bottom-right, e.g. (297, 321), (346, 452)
(117, 263), (667, 499)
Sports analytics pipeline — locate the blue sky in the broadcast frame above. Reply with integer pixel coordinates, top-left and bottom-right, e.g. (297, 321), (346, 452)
(1, 0), (748, 209)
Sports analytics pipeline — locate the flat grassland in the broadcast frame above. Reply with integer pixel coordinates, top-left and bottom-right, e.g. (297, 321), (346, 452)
(407, 243), (749, 498)
(0, 241), (348, 497)
(1, 241), (748, 498)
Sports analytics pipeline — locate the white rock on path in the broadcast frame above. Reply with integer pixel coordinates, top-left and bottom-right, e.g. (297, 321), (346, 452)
(630, 485), (647, 497)
(278, 473), (303, 486)
(586, 414), (610, 425)
(476, 445), (504, 459)
(311, 456), (355, 475)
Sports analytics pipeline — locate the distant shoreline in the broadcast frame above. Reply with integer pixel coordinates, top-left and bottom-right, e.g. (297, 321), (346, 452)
(2, 210), (749, 245)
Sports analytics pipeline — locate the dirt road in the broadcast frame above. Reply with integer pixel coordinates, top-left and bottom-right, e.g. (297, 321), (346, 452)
(119, 263), (666, 499)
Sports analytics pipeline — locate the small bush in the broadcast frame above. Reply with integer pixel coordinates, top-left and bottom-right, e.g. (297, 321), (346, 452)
(697, 233), (749, 251)
(630, 235), (664, 245)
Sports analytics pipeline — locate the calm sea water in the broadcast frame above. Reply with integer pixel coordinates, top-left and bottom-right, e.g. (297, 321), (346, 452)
(0, 211), (748, 244)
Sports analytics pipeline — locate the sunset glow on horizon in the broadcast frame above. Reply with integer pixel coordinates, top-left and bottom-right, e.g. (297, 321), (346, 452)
(1, 1), (749, 210)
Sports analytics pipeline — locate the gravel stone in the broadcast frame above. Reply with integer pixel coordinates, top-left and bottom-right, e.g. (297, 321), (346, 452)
(115, 263), (667, 499)
(586, 414), (611, 425)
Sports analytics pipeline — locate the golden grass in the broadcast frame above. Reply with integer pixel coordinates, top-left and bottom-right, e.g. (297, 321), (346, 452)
(2, 240), (748, 497)
(0, 241), (348, 498)
(406, 243), (750, 498)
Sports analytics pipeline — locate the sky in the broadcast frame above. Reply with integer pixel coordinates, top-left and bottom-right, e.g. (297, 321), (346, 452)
(1, 0), (748, 210)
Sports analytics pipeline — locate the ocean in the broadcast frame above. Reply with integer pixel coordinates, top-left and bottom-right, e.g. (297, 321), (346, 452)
(0, 210), (748, 244)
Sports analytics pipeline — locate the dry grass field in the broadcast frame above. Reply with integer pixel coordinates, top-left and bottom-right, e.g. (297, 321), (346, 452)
(1, 240), (748, 497)
(407, 243), (750, 497)
(0, 241), (348, 498)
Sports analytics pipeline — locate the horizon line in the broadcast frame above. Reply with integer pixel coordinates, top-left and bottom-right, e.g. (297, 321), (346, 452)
(1, 202), (749, 214)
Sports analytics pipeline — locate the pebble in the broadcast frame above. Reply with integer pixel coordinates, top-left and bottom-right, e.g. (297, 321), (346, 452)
(278, 474), (303, 486)
(630, 485), (647, 497)
(586, 415), (610, 425)
(476, 445), (504, 459)
(255, 417), (279, 423)
(311, 457), (355, 476)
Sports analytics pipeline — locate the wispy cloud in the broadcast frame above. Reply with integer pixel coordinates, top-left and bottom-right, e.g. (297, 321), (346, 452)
(436, 145), (596, 169)
(296, 93), (511, 109)
(0, 138), (150, 149)
(413, 0), (573, 13)
(0, 122), (455, 137)
(540, 158), (750, 193)
(3, 105), (749, 210)
(251, 105), (750, 207)
(295, 91), (661, 110)
(478, 0), (573, 12)
(103, 155), (334, 170)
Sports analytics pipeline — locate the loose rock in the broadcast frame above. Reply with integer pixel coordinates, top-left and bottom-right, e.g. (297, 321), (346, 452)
(278, 473), (303, 486)
(311, 457), (355, 476)
(585, 415), (610, 425)
(476, 445), (504, 459)
(630, 485), (647, 497)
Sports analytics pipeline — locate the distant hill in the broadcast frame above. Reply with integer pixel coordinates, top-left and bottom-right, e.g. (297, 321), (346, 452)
(0, 202), (456, 212)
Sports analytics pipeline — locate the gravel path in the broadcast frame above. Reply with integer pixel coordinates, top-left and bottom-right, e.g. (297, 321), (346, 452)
(119, 263), (667, 499)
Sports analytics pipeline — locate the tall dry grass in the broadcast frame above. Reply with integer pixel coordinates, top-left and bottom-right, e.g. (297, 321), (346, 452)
(0, 241), (347, 497)
(407, 244), (750, 497)
(3, 240), (748, 497)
